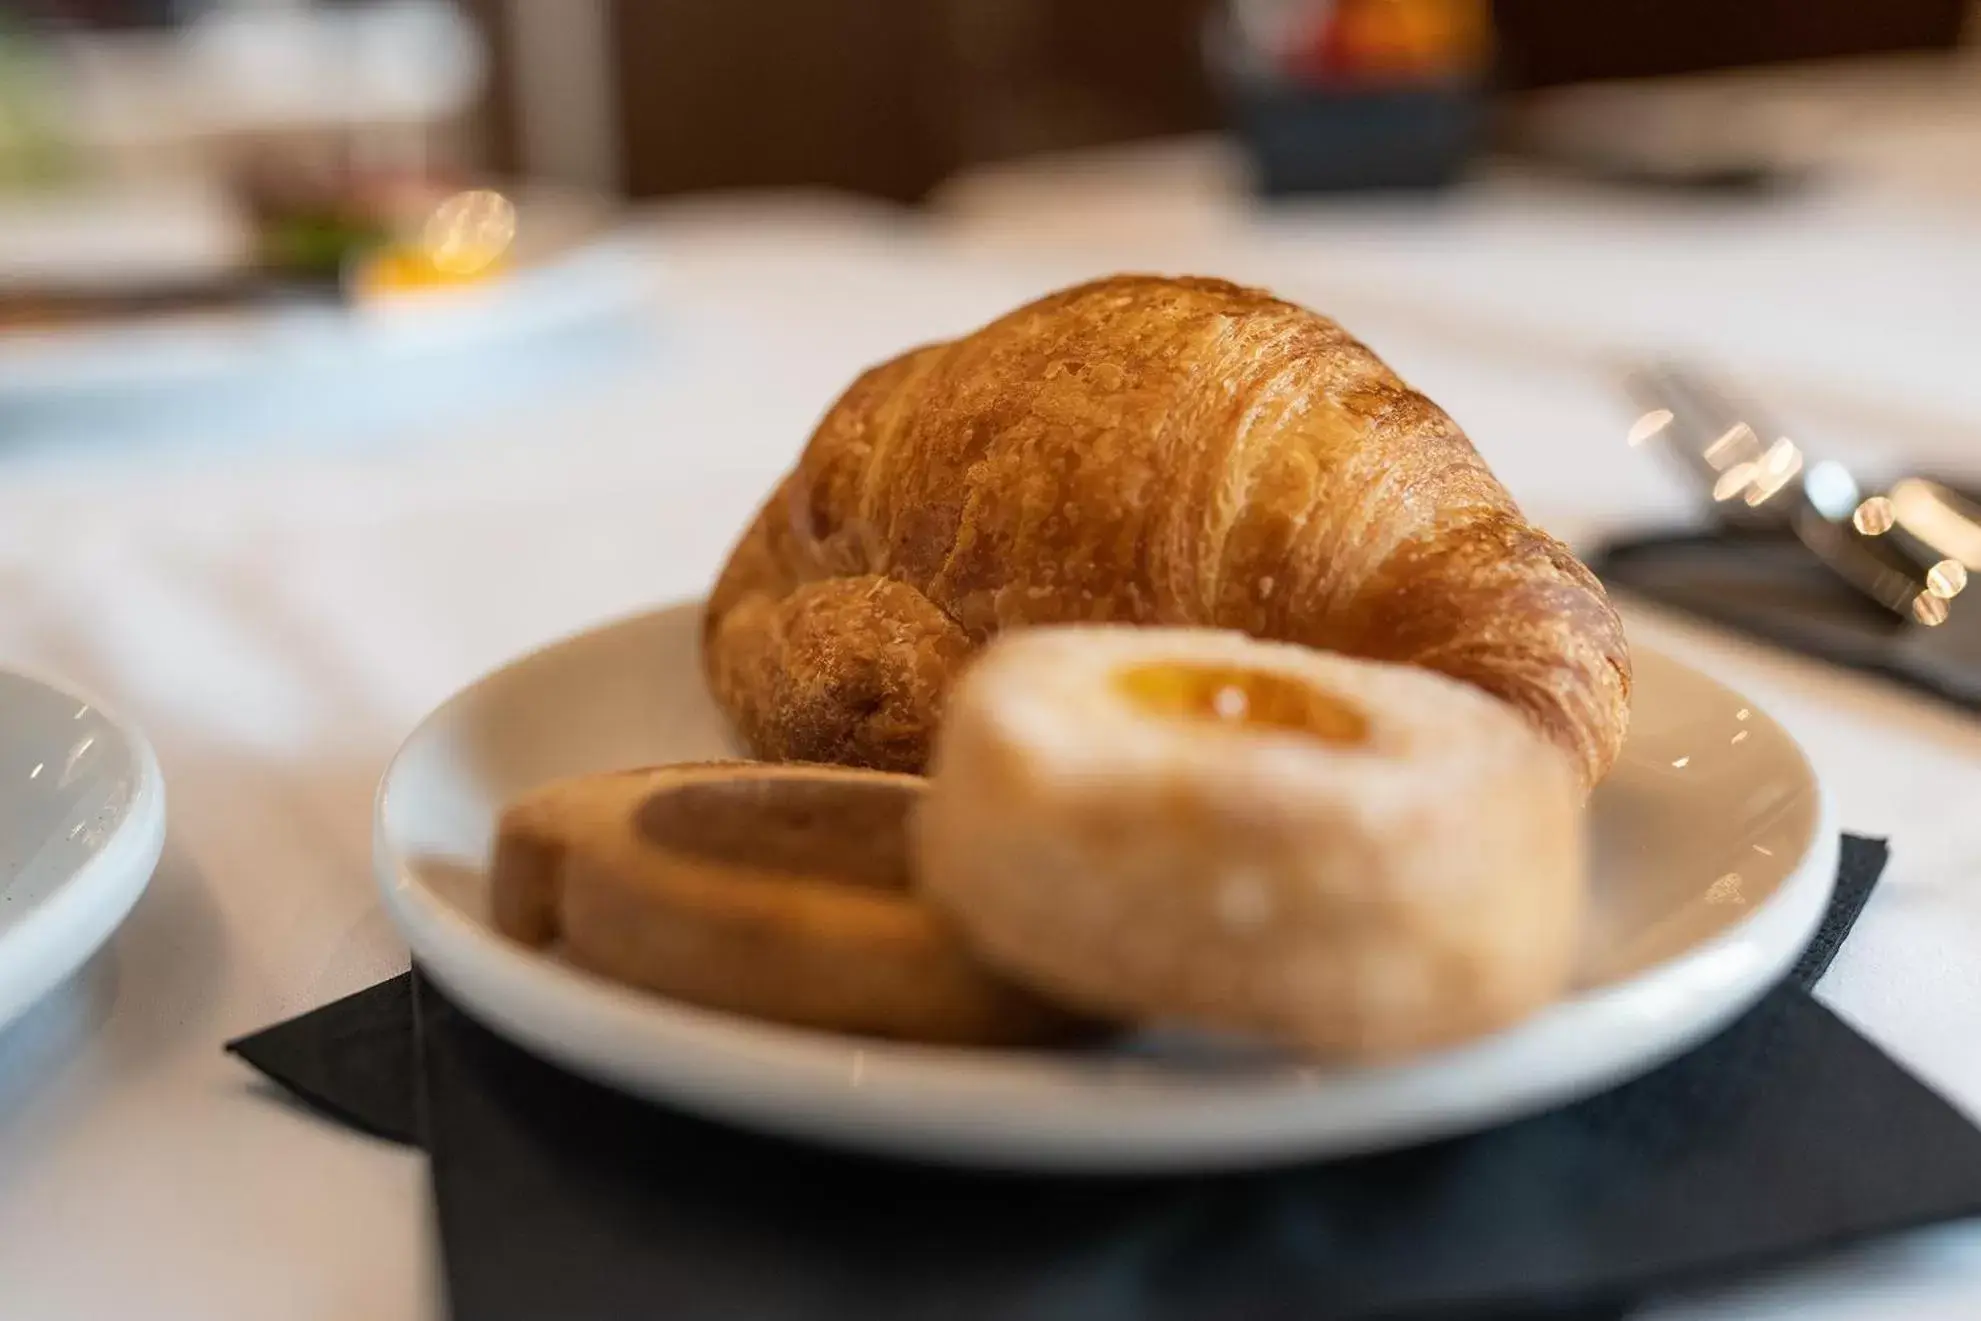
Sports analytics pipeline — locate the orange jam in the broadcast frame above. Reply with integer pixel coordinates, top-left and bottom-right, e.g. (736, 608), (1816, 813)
(1113, 662), (1368, 743)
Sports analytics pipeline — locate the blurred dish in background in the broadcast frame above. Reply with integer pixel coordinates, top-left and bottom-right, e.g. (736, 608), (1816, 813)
(1214, 0), (1491, 193)
(0, 3), (660, 452)
(0, 169), (525, 332)
(1227, 0), (1488, 86)
(1, 0), (485, 323)
(0, 179), (650, 451)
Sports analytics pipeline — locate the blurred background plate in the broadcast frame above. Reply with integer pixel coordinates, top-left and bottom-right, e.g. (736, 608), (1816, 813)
(0, 187), (652, 449)
(0, 668), (166, 1035)
(0, 2), (650, 450)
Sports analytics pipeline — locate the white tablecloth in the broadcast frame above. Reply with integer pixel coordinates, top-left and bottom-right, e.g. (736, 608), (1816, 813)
(3, 146), (1981, 1319)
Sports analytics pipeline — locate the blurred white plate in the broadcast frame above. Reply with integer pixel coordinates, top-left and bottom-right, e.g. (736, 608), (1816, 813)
(0, 669), (167, 1034)
(0, 243), (643, 399)
(0, 188), (650, 449)
(374, 603), (1833, 1172)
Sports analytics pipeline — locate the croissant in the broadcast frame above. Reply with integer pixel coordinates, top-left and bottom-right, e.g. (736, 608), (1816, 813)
(704, 275), (1630, 788)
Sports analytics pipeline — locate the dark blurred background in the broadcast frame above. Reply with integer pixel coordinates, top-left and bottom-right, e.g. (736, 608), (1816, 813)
(2, 0), (1973, 433)
(477, 0), (1974, 199)
(3, 0), (1971, 203)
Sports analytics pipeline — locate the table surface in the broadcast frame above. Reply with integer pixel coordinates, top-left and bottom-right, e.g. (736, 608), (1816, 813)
(3, 134), (1981, 1320)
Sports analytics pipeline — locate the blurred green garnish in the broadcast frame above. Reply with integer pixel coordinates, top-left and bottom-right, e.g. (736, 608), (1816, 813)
(0, 23), (73, 187)
(258, 214), (393, 281)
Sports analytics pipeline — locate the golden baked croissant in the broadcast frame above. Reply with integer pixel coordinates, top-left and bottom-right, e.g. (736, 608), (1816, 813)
(704, 275), (1630, 787)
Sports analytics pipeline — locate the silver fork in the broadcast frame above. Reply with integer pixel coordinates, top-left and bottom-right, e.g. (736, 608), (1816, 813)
(1624, 362), (1980, 627)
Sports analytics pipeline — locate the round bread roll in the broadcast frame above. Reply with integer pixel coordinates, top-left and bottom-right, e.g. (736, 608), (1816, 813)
(915, 627), (1587, 1058)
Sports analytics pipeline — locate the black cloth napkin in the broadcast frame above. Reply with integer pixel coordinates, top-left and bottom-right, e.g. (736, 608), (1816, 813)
(1592, 527), (1981, 710)
(232, 837), (1981, 1321)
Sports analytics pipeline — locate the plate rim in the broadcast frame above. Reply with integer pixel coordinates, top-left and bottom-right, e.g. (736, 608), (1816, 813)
(0, 665), (168, 1034)
(0, 237), (650, 403)
(374, 602), (1836, 1173)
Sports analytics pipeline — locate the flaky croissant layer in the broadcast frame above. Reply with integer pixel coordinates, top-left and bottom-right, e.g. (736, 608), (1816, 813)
(705, 275), (1630, 787)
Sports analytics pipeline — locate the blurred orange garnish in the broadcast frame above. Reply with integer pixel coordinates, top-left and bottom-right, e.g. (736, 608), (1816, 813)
(1295, 0), (1489, 83)
(350, 189), (518, 302)
(351, 244), (508, 301)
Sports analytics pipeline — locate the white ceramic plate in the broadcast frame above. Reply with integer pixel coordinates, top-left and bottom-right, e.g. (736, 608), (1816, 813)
(0, 669), (167, 1034)
(375, 603), (1832, 1172)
